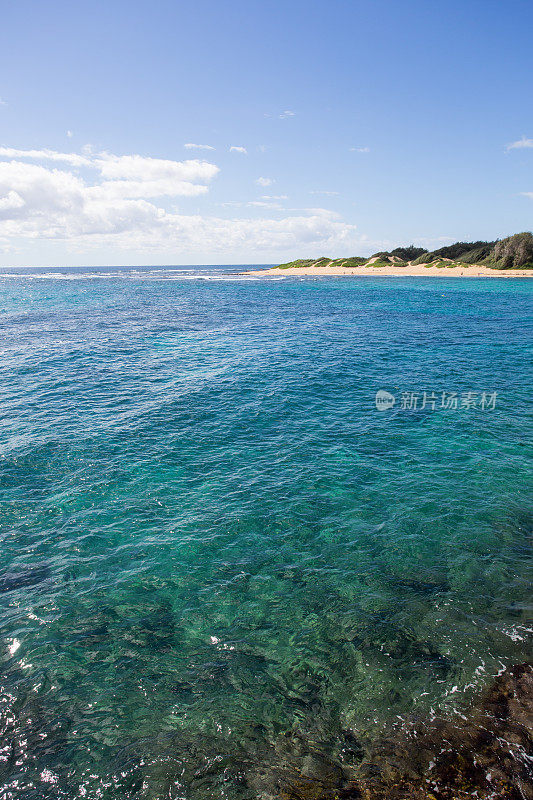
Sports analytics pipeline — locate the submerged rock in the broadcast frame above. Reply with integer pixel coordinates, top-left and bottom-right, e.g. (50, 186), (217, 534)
(0, 563), (51, 593)
(279, 664), (533, 799)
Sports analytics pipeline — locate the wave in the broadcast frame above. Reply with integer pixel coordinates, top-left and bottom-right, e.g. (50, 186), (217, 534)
(0, 269), (267, 281)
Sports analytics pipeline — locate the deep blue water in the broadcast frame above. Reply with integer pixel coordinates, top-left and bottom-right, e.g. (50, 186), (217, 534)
(0, 266), (531, 799)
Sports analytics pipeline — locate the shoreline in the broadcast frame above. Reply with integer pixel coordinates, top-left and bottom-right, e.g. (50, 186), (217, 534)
(238, 264), (533, 278)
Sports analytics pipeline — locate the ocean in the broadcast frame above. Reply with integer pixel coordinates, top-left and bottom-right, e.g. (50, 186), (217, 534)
(0, 265), (531, 799)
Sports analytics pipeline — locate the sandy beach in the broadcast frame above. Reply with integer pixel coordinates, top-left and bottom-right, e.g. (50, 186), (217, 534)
(239, 263), (533, 278)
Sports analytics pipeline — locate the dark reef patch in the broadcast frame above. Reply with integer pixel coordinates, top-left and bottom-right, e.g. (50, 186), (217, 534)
(0, 563), (51, 593)
(278, 664), (533, 799)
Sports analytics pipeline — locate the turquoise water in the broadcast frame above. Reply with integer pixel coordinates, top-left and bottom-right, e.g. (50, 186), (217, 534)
(0, 267), (531, 799)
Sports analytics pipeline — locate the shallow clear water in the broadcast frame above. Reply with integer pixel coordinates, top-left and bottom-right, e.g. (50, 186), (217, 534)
(0, 267), (531, 799)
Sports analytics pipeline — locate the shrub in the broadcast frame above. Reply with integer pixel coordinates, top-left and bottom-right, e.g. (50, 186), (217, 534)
(429, 241), (495, 260)
(492, 232), (533, 269)
(413, 241), (495, 265)
(460, 244), (495, 263)
(342, 256), (367, 267)
(390, 245), (427, 261)
(277, 259), (315, 269)
(412, 253), (432, 265)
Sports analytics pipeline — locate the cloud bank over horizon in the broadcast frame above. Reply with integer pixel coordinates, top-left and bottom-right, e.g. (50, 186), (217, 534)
(0, 146), (363, 262)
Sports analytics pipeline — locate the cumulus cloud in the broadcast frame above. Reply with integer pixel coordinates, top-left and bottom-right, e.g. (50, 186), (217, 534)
(88, 178), (210, 201)
(94, 153), (218, 183)
(67, 130), (73, 138)
(229, 146), (247, 154)
(184, 143), (215, 150)
(0, 149), (220, 191)
(0, 147), (219, 238)
(0, 190), (25, 211)
(0, 144), (361, 257)
(506, 136), (533, 151)
(350, 146), (370, 153)
(256, 176), (274, 187)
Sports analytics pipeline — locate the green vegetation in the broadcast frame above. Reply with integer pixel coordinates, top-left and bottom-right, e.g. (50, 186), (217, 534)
(371, 246), (426, 262)
(339, 256), (367, 266)
(412, 240), (496, 265)
(274, 232), (533, 271)
(389, 257), (407, 266)
(492, 231), (533, 269)
(390, 245), (427, 260)
(277, 258), (316, 269)
(459, 244), (495, 263)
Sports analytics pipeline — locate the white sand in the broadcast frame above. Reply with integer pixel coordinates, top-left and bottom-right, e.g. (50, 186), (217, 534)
(238, 264), (533, 278)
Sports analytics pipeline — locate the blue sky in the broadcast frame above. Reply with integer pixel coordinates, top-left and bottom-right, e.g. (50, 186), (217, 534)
(1, 0), (532, 265)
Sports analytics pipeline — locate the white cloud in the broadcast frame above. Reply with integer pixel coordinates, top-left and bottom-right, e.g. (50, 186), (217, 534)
(520, 192), (533, 199)
(261, 110), (295, 120)
(229, 146), (247, 154)
(0, 149), (219, 238)
(0, 146), (91, 167)
(94, 153), (218, 183)
(296, 207), (340, 218)
(0, 190), (25, 211)
(310, 190), (339, 196)
(0, 98), (6, 107)
(67, 130), (73, 138)
(88, 178), (209, 201)
(184, 143), (215, 150)
(0, 148), (219, 190)
(0, 144), (362, 258)
(256, 176), (274, 187)
(350, 146), (370, 153)
(248, 200), (283, 209)
(506, 136), (533, 151)
(0, 161), (88, 228)
(261, 195), (287, 200)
